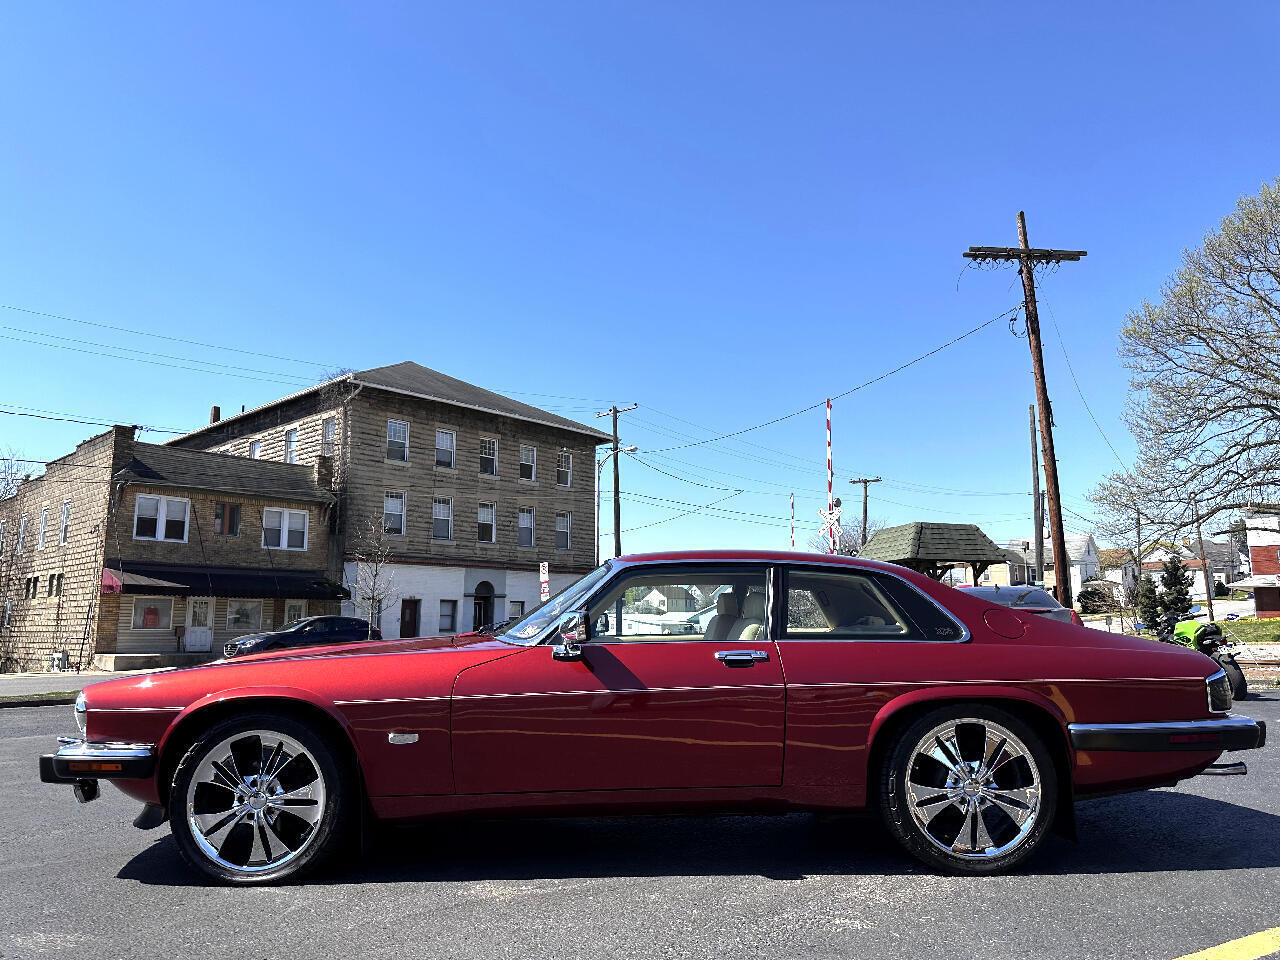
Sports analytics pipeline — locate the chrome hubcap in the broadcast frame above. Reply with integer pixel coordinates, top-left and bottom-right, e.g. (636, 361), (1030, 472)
(186, 730), (326, 873)
(904, 718), (1042, 860)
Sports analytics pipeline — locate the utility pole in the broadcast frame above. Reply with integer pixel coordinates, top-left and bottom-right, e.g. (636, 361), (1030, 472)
(1191, 497), (1216, 624)
(848, 477), (882, 550)
(1029, 403), (1043, 584)
(596, 404), (637, 558)
(964, 213), (1086, 609)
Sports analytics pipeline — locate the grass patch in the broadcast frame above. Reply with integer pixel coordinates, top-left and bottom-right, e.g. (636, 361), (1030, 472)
(1214, 618), (1280, 644)
(0, 690), (78, 701)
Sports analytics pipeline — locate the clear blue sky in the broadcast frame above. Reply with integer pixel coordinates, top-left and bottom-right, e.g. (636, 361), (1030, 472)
(2, 2), (1277, 552)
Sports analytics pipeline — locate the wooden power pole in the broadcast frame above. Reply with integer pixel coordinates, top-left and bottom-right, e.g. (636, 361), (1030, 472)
(849, 476), (881, 549)
(964, 213), (1086, 609)
(1029, 403), (1043, 584)
(1191, 497), (1216, 624)
(596, 404), (637, 558)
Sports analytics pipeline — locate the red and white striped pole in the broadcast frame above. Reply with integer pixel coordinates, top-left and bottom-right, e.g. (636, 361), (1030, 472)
(826, 398), (835, 554)
(790, 492), (795, 549)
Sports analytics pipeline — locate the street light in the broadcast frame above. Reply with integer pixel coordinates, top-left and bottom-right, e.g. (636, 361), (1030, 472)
(597, 445), (638, 565)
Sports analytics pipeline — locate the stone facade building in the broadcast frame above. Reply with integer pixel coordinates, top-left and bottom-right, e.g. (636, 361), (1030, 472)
(170, 361), (611, 638)
(0, 428), (341, 670)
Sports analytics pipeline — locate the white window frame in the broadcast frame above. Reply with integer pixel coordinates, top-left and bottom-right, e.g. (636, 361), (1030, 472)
(439, 598), (457, 633)
(130, 596), (174, 631)
(249, 440), (262, 459)
(321, 417), (337, 457)
(2, 598), (10, 630)
(262, 507), (309, 551)
(557, 451), (573, 487)
(283, 428), (298, 464)
(432, 497), (453, 541)
(519, 444), (536, 481)
(284, 599), (308, 625)
(0, 519), (6, 556)
(518, 507), (535, 548)
(480, 437), (498, 475)
(384, 491), (406, 537)
(37, 507), (49, 551)
(508, 600), (525, 619)
(555, 511), (572, 550)
(435, 430), (456, 469)
(59, 501), (70, 546)
(16, 516), (26, 555)
(226, 598), (264, 633)
(386, 419), (409, 462)
(477, 501), (496, 544)
(132, 495), (190, 543)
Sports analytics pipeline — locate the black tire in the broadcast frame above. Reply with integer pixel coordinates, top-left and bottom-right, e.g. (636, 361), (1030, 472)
(879, 704), (1059, 875)
(1220, 658), (1248, 701)
(169, 712), (352, 885)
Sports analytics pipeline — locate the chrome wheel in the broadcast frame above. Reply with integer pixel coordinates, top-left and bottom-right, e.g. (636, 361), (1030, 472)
(185, 729), (327, 874)
(903, 717), (1042, 860)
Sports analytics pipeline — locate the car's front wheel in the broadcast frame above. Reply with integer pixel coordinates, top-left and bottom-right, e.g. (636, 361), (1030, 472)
(879, 705), (1058, 874)
(169, 713), (351, 884)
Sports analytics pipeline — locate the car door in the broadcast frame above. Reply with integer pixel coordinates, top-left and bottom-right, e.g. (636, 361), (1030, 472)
(451, 563), (785, 795)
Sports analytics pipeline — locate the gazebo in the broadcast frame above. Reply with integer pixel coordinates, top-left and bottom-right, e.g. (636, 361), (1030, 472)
(859, 521), (1008, 581)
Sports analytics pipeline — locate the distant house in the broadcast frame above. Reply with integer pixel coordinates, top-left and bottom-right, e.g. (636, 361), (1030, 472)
(1041, 533), (1100, 602)
(1098, 547), (1138, 599)
(1141, 538), (1247, 601)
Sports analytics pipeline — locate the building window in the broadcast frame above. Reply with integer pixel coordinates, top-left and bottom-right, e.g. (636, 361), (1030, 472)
(38, 507), (48, 551)
(518, 507), (535, 547)
(321, 417), (337, 457)
(386, 419), (409, 462)
(249, 441), (261, 459)
(25, 577), (39, 599)
(262, 508), (308, 551)
(213, 503), (241, 536)
(519, 444), (536, 481)
(0, 519), (6, 556)
(226, 599), (263, 633)
(284, 428), (298, 464)
(480, 438), (498, 475)
(982, 568), (991, 583)
(555, 511), (572, 550)
(16, 516), (26, 555)
(477, 501), (496, 543)
(435, 430), (455, 469)
(509, 600), (525, 619)
(59, 502), (70, 545)
(432, 497), (453, 540)
(2, 598), (10, 629)
(439, 599), (457, 633)
(384, 492), (406, 536)
(47, 573), (63, 597)
(131, 597), (173, 630)
(133, 495), (189, 542)
(557, 451), (572, 487)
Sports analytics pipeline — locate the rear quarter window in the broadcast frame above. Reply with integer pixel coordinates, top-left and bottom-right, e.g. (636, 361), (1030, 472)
(783, 568), (964, 641)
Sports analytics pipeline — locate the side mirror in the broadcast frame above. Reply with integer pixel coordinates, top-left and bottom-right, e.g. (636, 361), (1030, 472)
(551, 610), (588, 662)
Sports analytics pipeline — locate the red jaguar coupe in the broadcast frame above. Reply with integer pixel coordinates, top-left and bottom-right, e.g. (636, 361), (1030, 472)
(40, 551), (1266, 884)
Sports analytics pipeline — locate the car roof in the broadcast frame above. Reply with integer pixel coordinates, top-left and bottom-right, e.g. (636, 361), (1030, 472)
(615, 550), (908, 574)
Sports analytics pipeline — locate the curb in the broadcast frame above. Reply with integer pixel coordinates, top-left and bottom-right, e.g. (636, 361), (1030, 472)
(0, 695), (77, 709)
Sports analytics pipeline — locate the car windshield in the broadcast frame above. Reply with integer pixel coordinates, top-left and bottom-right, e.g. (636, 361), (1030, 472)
(970, 586), (1061, 608)
(494, 563), (614, 646)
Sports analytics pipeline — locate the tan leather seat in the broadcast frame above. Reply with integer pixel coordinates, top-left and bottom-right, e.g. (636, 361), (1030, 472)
(726, 591), (766, 643)
(702, 592), (738, 643)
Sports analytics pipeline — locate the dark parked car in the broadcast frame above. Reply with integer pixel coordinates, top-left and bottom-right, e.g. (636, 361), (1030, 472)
(222, 616), (380, 658)
(963, 585), (1084, 626)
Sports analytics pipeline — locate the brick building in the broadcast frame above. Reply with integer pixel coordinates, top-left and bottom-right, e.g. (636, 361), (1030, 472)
(0, 428), (342, 670)
(170, 361), (611, 638)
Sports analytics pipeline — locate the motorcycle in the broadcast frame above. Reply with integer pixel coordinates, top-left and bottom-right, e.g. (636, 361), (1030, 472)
(1156, 613), (1249, 701)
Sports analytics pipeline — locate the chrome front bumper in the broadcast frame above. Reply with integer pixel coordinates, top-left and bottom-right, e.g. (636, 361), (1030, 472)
(39, 737), (157, 791)
(1067, 716), (1266, 753)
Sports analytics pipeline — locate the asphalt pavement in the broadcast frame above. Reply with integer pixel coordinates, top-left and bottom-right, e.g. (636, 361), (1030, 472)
(2, 695), (1277, 960)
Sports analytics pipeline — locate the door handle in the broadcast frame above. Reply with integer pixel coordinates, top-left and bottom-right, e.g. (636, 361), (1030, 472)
(715, 649), (769, 667)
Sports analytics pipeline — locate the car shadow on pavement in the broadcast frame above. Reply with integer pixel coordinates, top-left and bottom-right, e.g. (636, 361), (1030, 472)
(118, 788), (1280, 887)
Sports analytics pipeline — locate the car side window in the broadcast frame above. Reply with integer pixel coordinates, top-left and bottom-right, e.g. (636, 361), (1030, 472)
(586, 566), (767, 642)
(783, 568), (962, 641)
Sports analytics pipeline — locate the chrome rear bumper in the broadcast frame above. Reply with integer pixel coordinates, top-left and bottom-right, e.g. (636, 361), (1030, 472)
(1067, 716), (1266, 753)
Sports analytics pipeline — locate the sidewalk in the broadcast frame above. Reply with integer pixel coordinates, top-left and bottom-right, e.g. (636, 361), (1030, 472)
(0, 669), (171, 706)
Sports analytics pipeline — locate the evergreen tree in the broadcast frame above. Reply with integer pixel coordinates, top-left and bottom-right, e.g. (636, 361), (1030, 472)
(1159, 556), (1194, 622)
(1136, 573), (1161, 629)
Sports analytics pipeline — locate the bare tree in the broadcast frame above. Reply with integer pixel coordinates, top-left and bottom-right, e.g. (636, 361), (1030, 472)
(345, 510), (397, 641)
(807, 516), (885, 556)
(1091, 178), (1280, 541)
(0, 449), (28, 671)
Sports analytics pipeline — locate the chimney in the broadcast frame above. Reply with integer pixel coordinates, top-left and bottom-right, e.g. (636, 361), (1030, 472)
(313, 455), (334, 489)
(210, 405), (221, 424)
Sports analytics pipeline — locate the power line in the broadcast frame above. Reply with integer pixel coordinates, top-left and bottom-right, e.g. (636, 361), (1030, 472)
(0, 408), (185, 434)
(645, 307), (1020, 453)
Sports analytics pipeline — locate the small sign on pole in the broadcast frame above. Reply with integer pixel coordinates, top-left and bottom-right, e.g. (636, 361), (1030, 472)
(539, 562), (550, 602)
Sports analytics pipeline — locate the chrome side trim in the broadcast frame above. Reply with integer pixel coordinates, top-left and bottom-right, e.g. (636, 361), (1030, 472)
(387, 732), (420, 745)
(90, 706), (184, 714)
(1068, 716), (1266, 753)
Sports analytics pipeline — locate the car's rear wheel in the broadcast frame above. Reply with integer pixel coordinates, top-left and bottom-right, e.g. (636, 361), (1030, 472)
(170, 713), (351, 885)
(879, 705), (1058, 875)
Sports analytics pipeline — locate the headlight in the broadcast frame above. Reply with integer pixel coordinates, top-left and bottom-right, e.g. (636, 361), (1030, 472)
(1206, 669), (1232, 714)
(74, 691), (87, 736)
(237, 636), (266, 649)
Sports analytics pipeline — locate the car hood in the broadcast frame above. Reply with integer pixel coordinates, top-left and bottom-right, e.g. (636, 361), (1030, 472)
(222, 631), (500, 663)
